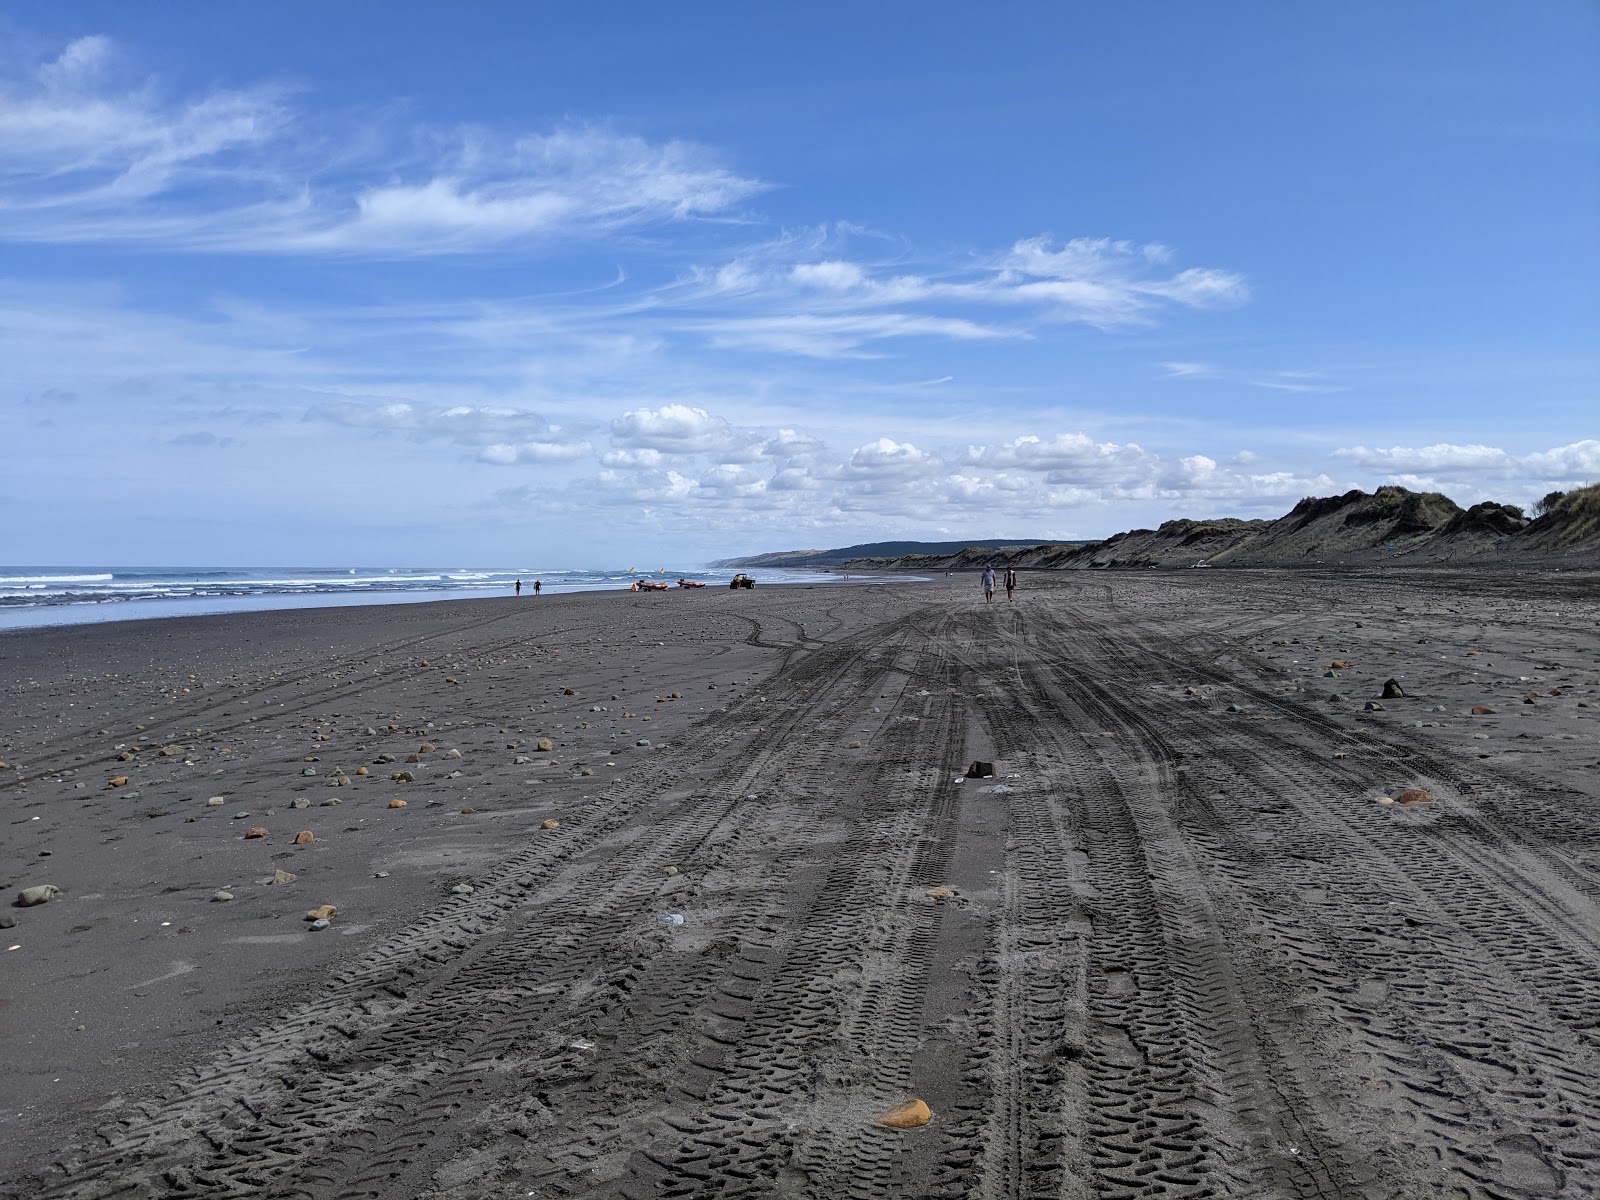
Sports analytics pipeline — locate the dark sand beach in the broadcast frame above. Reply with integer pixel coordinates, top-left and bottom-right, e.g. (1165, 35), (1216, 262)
(3, 571), (1598, 1199)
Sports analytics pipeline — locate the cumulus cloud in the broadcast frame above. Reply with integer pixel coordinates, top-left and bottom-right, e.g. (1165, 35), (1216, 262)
(168, 430), (234, 448)
(966, 434), (1158, 484)
(1335, 443), (1511, 471)
(0, 38), (765, 254)
(610, 403), (731, 454)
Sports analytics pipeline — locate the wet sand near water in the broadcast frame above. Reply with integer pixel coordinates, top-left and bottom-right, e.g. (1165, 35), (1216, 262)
(2, 571), (1598, 1198)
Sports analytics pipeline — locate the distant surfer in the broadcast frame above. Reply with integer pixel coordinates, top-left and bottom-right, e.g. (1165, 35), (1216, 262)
(981, 565), (996, 603)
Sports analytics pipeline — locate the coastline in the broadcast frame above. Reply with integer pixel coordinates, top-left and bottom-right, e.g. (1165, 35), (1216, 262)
(3, 571), (1596, 1196)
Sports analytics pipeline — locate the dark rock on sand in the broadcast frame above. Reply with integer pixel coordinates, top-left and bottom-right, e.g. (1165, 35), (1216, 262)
(1382, 679), (1406, 699)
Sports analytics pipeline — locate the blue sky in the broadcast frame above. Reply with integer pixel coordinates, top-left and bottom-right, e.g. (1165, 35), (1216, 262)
(3, 1), (1596, 566)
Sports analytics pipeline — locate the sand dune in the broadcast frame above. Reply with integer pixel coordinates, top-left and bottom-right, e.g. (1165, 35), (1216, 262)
(2, 571), (1597, 1198)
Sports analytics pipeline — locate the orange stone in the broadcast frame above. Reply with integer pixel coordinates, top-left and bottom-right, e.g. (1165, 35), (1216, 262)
(108, 775), (129, 788)
(875, 1098), (932, 1129)
(388, 799), (408, 809)
(541, 819), (560, 830)
(293, 830), (314, 845)
(305, 904), (336, 921)
(1396, 788), (1434, 806)
(1471, 706), (1495, 715)
(244, 826), (268, 839)
(460, 807), (476, 814)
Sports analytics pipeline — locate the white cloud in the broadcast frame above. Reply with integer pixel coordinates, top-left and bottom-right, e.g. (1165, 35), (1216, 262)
(0, 38), (765, 254)
(1335, 443), (1513, 471)
(611, 403), (731, 454)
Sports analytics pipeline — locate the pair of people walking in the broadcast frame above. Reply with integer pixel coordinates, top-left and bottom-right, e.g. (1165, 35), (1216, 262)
(981, 565), (1017, 603)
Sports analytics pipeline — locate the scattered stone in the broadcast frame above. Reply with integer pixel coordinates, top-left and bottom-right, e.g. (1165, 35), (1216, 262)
(405, 754), (422, 764)
(374, 753), (396, 765)
(302, 767), (317, 777)
(291, 798), (310, 810)
(16, 885), (60, 907)
(212, 890), (234, 902)
(419, 660), (431, 668)
(1471, 705), (1495, 715)
(1376, 795), (1395, 805)
(848, 740), (862, 749)
(450, 883), (475, 896)
(562, 687), (577, 695)
(206, 796), (226, 807)
(1226, 704), (1243, 713)
(966, 761), (995, 779)
(656, 912), (684, 925)
(537, 738), (554, 752)
(576, 766), (593, 777)
(460, 807), (476, 814)
(926, 887), (956, 900)
(293, 831), (314, 845)
(1330, 660), (1351, 670)
(116, 751), (135, 762)
(1332, 750), (1348, 759)
(1396, 788), (1434, 806)
(356, 766), (369, 776)
(514, 755), (531, 765)
(541, 819), (560, 830)
(308, 918), (330, 931)
(670, 691), (682, 700)
(388, 799), (408, 809)
(244, 826), (268, 839)
(875, 1098), (932, 1129)
(1364, 701), (1384, 712)
(333, 775), (351, 786)
(374, 871), (389, 878)
(305, 904), (336, 921)
(108, 776), (129, 789)
(0, 914), (15, 928)
(419, 742), (436, 753)
(444, 748), (462, 760)
(391, 771), (414, 783)
(1382, 679), (1406, 699)
(270, 869), (297, 885)
(321, 798), (342, 806)
(159, 744), (184, 757)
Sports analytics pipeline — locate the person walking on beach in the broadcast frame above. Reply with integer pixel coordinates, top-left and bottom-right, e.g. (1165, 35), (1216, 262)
(981, 565), (996, 603)
(515, 579), (522, 596)
(1004, 567), (1017, 602)
(534, 580), (542, 595)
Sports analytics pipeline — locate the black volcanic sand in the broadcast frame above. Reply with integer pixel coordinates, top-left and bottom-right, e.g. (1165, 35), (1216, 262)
(1, 570), (1597, 1199)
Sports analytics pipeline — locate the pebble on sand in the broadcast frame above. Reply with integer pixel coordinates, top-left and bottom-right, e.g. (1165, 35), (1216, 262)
(16, 885), (61, 907)
(108, 776), (129, 788)
(212, 890), (234, 902)
(419, 742), (436, 753)
(1381, 679), (1406, 699)
(1396, 788), (1434, 805)
(444, 748), (462, 759)
(356, 766), (370, 775)
(460, 806), (476, 814)
(1472, 705), (1496, 715)
(875, 1098), (933, 1129)
(244, 826), (268, 839)
(292, 798), (310, 809)
(206, 796), (226, 806)
(1364, 701), (1384, 712)
(537, 738), (555, 752)
(925, 887), (956, 900)
(305, 904), (336, 921)
(391, 770), (414, 783)
(388, 799), (408, 809)
(541, 819), (560, 830)
(270, 869), (297, 885)
(293, 831), (314, 845)
(848, 740), (862, 749)
(1330, 660), (1351, 670)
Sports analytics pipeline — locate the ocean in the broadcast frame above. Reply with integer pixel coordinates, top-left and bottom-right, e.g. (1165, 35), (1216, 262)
(0, 565), (869, 632)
